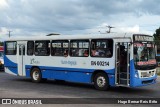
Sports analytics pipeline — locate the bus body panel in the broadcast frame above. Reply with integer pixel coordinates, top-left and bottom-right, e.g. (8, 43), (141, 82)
(129, 59), (157, 87)
(25, 65), (115, 84)
(4, 54), (157, 87)
(4, 33), (157, 89)
(4, 55), (18, 75)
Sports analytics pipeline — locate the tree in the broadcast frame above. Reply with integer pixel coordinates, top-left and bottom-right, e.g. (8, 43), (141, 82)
(154, 27), (160, 63)
(153, 27), (160, 46)
(0, 42), (3, 46)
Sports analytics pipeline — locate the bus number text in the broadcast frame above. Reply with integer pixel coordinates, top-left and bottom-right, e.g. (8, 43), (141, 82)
(91, 61), (109, 66)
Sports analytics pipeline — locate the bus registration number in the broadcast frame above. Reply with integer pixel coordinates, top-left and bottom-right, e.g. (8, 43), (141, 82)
(91, 61), (109, 66)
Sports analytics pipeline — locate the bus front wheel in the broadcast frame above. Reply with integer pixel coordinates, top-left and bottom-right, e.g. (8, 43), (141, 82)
(93, 72), (109, 91)
(31, 68), (42, 83)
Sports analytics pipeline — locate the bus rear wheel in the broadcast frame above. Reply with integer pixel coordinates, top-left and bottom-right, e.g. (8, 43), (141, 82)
(31, 68), (42, 83)
(93, 72), (109, 91)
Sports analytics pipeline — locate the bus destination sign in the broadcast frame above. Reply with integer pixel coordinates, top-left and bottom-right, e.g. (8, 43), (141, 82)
(133, 35), (153, 42)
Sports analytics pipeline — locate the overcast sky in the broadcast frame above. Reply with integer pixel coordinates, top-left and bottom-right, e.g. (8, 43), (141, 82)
(0, 0), (160, 38)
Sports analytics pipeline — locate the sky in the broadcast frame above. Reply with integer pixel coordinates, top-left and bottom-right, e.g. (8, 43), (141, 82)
(0, 0), (160, 39)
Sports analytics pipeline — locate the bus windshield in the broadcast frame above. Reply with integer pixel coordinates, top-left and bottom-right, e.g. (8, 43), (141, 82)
(0, 51), (3, 57)
(134, 42), (156, 69)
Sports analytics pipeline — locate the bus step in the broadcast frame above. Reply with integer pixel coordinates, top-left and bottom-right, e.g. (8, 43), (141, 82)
(119, 79), (129, 84)
(120, 78), (129, 80)
(120, 73), (130, 78)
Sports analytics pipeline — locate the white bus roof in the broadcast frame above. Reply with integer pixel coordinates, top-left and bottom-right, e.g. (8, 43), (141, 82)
(4, 33), (152, 41)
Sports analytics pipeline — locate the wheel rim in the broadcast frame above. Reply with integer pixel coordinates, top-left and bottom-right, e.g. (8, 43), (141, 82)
(97, 76), (106, 87)
(33, 71), (39, 80)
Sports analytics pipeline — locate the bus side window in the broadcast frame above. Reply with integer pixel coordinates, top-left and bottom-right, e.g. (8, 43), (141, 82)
(70, 40), (89, 57)
(27, 41), (34, 56)
(84, 49), (89, 57)
(5, 41), (17, 55)
(64, 49), (68, 57)
(91, 39), (113, 57)
(51, 40), (69, 57)
(35, 41), (50, 56)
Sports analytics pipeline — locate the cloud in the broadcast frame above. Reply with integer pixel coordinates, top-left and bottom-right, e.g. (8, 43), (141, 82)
(0, 0), (8, 9)
(0, 27), (8, 35)
(0, 0), (160, 37)
(119, 25), (140, 33)
(0, 27), (9, 40)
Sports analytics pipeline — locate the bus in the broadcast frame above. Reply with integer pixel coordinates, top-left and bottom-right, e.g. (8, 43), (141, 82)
(4, 33), (157, 90)
(0, 46), (4, 70)
(155, 41), (160, 66)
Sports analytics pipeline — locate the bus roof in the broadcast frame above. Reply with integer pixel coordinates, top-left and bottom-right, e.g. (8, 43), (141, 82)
(4, 33), (152, 41)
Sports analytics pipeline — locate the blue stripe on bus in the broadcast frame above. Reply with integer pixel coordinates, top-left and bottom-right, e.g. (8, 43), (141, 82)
(26, 65), (115, 73)
(4, 55), (17, 67)
(25, 65), (115, 84)
(4, 55), (18, 74)
(130, 59), (135, 87)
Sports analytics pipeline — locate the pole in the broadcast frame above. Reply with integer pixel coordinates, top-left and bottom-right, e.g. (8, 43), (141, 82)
(8, 30), (12, 38)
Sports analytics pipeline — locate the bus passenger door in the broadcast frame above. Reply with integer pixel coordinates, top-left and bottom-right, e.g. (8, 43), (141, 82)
(115, 42), (130, 86)
(17, 43), (26, 76)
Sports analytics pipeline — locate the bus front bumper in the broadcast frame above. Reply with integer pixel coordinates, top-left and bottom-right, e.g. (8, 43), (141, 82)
(130, 75), (157, 87)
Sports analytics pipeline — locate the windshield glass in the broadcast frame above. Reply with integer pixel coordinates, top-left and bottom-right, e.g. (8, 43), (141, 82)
(0, 52), (3, 57)
(134, 42), (156, 69)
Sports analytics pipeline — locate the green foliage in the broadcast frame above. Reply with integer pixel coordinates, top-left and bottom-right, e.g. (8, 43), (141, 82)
(153, 27), (160, 45)
(0, 42), (3, 46)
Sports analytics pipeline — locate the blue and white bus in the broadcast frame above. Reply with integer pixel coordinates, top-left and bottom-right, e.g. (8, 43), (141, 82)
(4, 33), (157, 90)
(155, 41), (160, 66)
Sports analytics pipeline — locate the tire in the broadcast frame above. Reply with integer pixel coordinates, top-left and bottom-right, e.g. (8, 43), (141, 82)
(31, 68), (42, 83)
(93, 72), (109, 91)
(42, 78), (47, 82)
